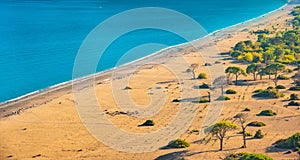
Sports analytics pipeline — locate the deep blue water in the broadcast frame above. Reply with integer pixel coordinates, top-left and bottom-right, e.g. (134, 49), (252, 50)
(0, 0), (287, 102)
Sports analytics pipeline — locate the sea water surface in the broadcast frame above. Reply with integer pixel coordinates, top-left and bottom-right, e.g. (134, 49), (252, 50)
(0, 0), (287, 102)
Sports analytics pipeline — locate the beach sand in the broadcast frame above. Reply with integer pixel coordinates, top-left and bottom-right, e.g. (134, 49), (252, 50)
(1, 1), (300, 159)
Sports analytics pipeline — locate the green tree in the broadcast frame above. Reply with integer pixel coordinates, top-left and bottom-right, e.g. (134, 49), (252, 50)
(225, 66), (247, 85)
(246, 63), (260, 81)
(209, 121), (238, 151)
(267, 63), (286, 88)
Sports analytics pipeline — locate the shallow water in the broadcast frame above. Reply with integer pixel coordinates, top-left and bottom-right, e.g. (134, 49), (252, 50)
(0, 0), (287, 102)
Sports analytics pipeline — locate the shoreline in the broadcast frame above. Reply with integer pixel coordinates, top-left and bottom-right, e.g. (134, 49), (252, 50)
(0, 1), (296, 118)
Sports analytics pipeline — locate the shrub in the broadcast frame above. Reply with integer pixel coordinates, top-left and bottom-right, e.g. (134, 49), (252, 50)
(253, 89), (263, 93)
(243, 108), (251, 112)
(139, 120), (155, 126)
(257, 110), (277, 116)
(226, 89), (237, 94)
(288, 101), (300, 106)
(276, 85), (286, 89)
(289, 86), (300, 91)
(193, 99), (210, 103)
(253, 88), (284, 98)
(204, 63), (212, 66)
(254, 129), (264, 139)
(290, 93), (299, 100)
(267, 86), (274, 90)
(245, 132), (252, 137)
(172, 99), (180, 102)
(277, 75), (290, 80)
(124, 86), (132, 90)
(285, 68), (293, 73)
(167, 139), (190, 148)
(224, 153), (273, 160)
(218, 96), (230, 101)
(274, 132), (300, 150)
(199, 83), (209, 89)
(197, 73), (207, 79)
(247, 121), (266, 127)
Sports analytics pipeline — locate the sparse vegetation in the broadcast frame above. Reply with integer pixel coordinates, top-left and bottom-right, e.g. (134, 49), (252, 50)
(254, 129), (264, 139)
(274, 133), (300, 150)
(138, 120), (155, 126)
(224, 153), (273, 160)
(289, 86), (300, 91)
(288, 101), (300, 106)
(244, 108), (251, 112)
(252, 88), (284, 98)
(167, 139), (190, 148)
(276, 85), (286, 89)
(290, 93), (299, 100)
(218, 96), (231, 101)
(277, 75), (290, 80)
(197, 73), (207, 79)
(172, 99), (180, 102)
(199, 83), (209, 89)
(124, 86), (132, 90)
(226, 89), (237, 94)
(247, 121), (266, 127)
(257, 110), (277, 116)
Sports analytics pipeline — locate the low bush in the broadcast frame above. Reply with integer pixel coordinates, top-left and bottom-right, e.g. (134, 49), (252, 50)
(197, 73), (207, 79)
(290, 93), (299, 100)
(172, 99), (180, 102)
(288, 101), (300, 106)
(199, 83), (209, 89)
(253, 89), (263, 93)
(223, 152), (273, 160)
(267, 86), (274, 90)
(257, 110), (277, 116)
(167, 139), (190, 148)
(218, 96), (230, 101)
(277, 75), (290, 80)
(245, 132), (252, 137)
(289, 86), (300, 91)
(254, 129), (264, 139)
(276, 85), (286, 89)
(226, 89), (237, 94)
(139, 120), (155, 126)
(274, 132), (300, 150)
(247, 121), (266, 127)
(124, 86), (132, 90)
(243, 108), (251, 112)
(253, 88), (284, 98)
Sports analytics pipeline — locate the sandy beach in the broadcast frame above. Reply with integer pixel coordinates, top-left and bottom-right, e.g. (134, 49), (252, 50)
(1, 1), (300, 159)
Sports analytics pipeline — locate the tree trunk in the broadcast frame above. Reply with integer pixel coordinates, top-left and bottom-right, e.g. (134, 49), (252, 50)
(235, 75), (238, 85)
(220, 138), (223, 151)
(192, 71), (196, 79)
(260, 74), (263, 80)
(253, 73), (256, 81)
(242, 129), (247, 148)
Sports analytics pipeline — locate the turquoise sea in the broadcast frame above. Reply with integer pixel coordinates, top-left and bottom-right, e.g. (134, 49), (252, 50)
(0, 0), (287, 102)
